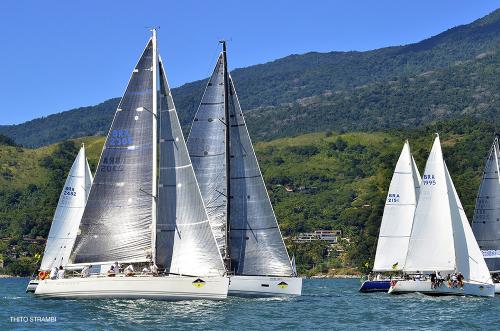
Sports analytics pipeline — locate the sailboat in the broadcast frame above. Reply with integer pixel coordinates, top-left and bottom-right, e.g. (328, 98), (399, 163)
(359, 140), (421, 293)
(472, 136), (500, 293)
(35, 30), (229, 300)
(186, 41), (302, 296)
(389, 134), (494, 297)
(26, 145), (93, 293)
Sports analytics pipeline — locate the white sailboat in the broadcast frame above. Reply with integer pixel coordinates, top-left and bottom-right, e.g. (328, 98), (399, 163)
(186, 41), (302, 296)
(26, 145), (93, 292)
(389, 135), (494, 297)
(360, 141), (420, 292)
(472, 136), (500, 293)
(35, 30), (229, 300)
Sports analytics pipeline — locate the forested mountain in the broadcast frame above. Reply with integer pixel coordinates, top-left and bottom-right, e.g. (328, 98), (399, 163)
(1, 9), (498, 147)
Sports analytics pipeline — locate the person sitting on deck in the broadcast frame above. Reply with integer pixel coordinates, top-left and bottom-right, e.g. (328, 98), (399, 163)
(457, 272), (464, 287)
(107, 265), (116, 277)
(124, 264), (134, 277)
(141, 266), (149, 275)
(430, 272), (437, 289)
(57, 266), (65, 279)
(450, 273), (458, 287)
(81, 265), (92, 278)
(150, 263), (158, 276)
(114, 262), (121, 274)
(49, 266), (58, 280)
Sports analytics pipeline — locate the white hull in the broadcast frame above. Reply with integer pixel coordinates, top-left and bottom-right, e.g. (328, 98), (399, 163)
(388, 280), (494, 297)
(228, 275), (302, 297)
(34, 275), (229, 300)
(26, 280), (39, 293)
(495, 283), (500, 294)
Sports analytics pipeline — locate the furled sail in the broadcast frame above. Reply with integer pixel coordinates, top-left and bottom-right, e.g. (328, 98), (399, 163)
(404, 136), (456, 273)
(70, 38), (156, 264)
(227, 74), (293, 276)
(187, 50), (293, 276)
(472, 138), (500, 272)
(373, 141), (421, 272)
(156, 56), (225, 276)
(40, 146), (93, 270)
(186, 55), (227, 257)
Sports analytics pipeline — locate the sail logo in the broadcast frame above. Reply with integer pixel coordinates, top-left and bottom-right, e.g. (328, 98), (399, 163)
(63, 186), (76, 196)
(423, 174), (436, 185)
(100, 156), (124, 172)
(108, 129), (133, 147)
(277, 281), (288, 289)
(387, 193), (400, 203)
(192, 278), (206, 288)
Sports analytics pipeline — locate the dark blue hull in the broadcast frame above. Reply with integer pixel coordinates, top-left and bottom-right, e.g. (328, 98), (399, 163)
(359, 280), (391, 293)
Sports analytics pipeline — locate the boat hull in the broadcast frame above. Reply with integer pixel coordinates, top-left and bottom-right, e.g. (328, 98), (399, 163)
(34, 275), (229, 300)
(359, 280), (391, 293)
(388, 280), (494, 297)
(228, 275), (302, 297)
(495, 283), (500, 294)
(26, 279), (39, 293)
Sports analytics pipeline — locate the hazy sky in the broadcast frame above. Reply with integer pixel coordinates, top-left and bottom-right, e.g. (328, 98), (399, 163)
(0, 1), (497, 125)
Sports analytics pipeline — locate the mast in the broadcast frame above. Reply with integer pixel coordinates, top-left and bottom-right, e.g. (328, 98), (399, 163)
(220, 40), (231, 272)
(151, 28), (158, 264)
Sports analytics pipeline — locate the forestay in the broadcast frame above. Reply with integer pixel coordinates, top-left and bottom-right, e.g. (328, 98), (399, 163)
(40, 146), (93, 270)
(227, 74), (293, 276)
(373, 141), (420, 272)
(472, 138), (500, 272)
(404, 136), (456, 273)
(156, 57), (225, 276)
(71, 39), (155, 264)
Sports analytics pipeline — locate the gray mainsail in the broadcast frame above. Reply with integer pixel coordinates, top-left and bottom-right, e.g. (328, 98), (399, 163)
(187, 47), (293, 276)
(70, 38), (156, 264)
(186, 55), (227, 257)
(472, 137), (500, 272)
(156, 57), (225, 276)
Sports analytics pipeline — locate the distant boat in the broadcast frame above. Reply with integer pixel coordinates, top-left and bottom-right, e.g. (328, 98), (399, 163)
(186, 41), (302, 296)
(389, 134), (494, 297)
(26, 144), (93, 293)
(34, 30), (228, 300)
(360, 141), (420, 293)
(471, 136), (500, 293)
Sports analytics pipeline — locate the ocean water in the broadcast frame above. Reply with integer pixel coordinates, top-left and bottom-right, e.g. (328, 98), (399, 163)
(1, 278), (499, 330)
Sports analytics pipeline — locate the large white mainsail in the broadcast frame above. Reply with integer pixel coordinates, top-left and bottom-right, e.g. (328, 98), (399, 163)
(40, 145), (93, 270)
(404, 135), (456, 273)
(472, 137), (500, 272)
(187, 45), (293, 277)
(373, 141), (420, 272)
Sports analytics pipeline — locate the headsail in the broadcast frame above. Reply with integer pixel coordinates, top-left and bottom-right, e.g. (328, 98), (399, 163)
(227, 74), (293, 276)
(156, 56), (225, 276)
(71, 38), (156, 264)
(373, 141), (420, 272)
(472, 137), (500, 272)
(404, 136), (456, 273)
(41, 146), (93, 270)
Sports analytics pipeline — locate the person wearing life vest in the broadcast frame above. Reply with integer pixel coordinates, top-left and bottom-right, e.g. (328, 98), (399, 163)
(49, 266), (58, 280)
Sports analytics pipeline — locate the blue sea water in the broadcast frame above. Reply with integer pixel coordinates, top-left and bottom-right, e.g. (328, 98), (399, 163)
(1, 277), (499, 330)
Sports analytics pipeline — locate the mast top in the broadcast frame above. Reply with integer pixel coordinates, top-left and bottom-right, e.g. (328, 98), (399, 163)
(219, 40), (227, 53)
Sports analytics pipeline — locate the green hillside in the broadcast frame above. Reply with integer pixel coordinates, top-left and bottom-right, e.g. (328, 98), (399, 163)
(1, 9), (499, 147)
(0, 119), (496, 275)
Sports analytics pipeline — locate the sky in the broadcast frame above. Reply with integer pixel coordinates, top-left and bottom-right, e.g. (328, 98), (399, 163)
(0, 0), (498, 125)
